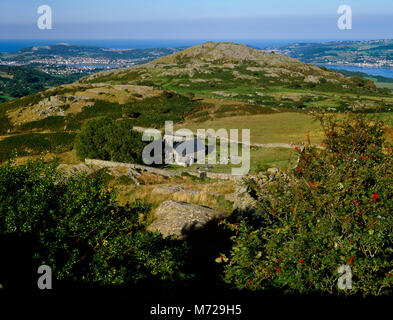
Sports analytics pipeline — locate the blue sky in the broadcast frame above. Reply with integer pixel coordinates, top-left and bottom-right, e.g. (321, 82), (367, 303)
(0, 0), (393, 39)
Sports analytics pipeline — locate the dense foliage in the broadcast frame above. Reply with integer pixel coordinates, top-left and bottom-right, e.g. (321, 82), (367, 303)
(0, 132), (76, 162)
(74, 117), (146, 164)
(65, 100), (124, 130)
(0, 158), (189, 286)
(122, 91), (200, 128)
(18, 116), (66, 132)
(0, 65), (87, 100)
(222, 113), (393, 296)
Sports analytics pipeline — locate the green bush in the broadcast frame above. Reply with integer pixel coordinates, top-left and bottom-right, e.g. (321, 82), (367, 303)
(0, 132), (76, 162)
(0, 65), (89, 100)
(222, 113), (393, 296)
(65, 100), (124, 130)
(122, 91), (200, 128)
(74, 117), (145, 164)
(19, 116), (66, 132)
(255, 163), (270, 172)
(0, 115), (12, 134)
(0, 158), (190, 285)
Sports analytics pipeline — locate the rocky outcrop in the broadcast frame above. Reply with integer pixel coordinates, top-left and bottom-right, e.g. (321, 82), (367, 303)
(232, 168), (286, 214)
(33, 96), (67, 117)
(127, 167), (141, 185)
(85, 158), (241, 180)
(57, 163), (96, 179)
(57, 163), (141, 185)
(152, 185), (235, 201)
(304, 75), (320, 83)
(85, 158), (182, 178)
(233, 179), (258, 214)
(153, 185), (198, 196)
(147, 200), (227, 239)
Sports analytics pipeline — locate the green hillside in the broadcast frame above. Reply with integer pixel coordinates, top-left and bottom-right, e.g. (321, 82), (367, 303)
(1, 41), (393, 163)
(0, 65), (87, 101)
(270, 39), (393, 67)
(0, 43), (181, 63)
(80, 41), (393, 114)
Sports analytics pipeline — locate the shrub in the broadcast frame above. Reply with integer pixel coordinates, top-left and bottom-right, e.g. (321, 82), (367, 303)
(222, 113), (393, 296)
(0, 115), (12, 134)
(122, 91), (200, 128)
(0, 132), (76, 162)
(65, 100), (123, 130)
(0, 158), (190, 286)
(74, 117), (145, 164)
(19, 116), (66, 132)
(255, 163), (270, 172)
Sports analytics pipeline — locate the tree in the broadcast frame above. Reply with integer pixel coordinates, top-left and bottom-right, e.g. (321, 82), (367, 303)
(222, 113), (393, 296)
(0, 158), (190, 286)
(74, 117), (146, 164)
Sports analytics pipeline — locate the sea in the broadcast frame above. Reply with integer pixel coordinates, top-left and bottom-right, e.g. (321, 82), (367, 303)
(0, 38), (334, 52)
(319, 64), (393, 80)
(1, 39), (393, 79)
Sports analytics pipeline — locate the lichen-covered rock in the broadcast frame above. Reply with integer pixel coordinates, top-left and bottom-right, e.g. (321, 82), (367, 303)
(147, 200), (227, 239)
(57, 163), (95, 177)
(152, 185), (184, 195)
(267, 167), (279, 176)
(152, 185), (201, 196)
(233, 179), (258, 214)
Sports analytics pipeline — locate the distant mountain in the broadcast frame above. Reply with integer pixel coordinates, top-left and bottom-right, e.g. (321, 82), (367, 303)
(81, 41), (384, 98)
(328, 68), (393, 83)
(1, 41), (392, 163)
(0, 43), (182, 64)
(0, 43), (185, 102)
(268, 39), (393, 67)
(1, 42), (392, 137)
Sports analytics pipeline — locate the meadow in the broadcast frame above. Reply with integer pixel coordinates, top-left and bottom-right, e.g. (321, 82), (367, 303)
(177, 112), (325, 145)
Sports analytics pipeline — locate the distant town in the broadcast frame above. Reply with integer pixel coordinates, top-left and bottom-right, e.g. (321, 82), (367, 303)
(0, 43), (180, 75)
(274, 48), (393, 68)
(270, 40), (393, 69)
(0, 56), (142, 75)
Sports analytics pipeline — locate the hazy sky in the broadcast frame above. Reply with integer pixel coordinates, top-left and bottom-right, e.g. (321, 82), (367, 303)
(0, 0), (393, 39)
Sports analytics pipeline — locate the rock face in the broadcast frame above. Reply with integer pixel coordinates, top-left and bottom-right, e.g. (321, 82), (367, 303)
(147, 200), (227, 239)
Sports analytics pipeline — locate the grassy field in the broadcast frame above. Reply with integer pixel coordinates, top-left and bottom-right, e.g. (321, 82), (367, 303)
(376, 82), (393, 91)
(177, 112), (324, 145)
(168, 146), (298, 174)
(249, 147), (298, 172)
(174, 111), (393, 172)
